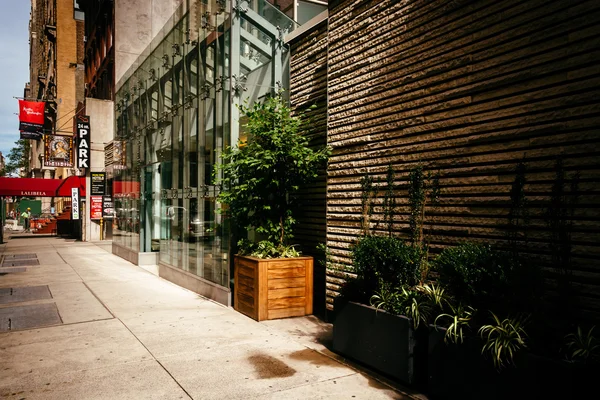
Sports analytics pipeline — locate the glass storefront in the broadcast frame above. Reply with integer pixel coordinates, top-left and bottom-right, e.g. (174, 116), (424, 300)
(113, 1), (297, 296)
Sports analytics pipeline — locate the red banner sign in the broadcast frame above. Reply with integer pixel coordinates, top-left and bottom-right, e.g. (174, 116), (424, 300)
(18, 100), (45, 134)
(90, 196), (103, 220)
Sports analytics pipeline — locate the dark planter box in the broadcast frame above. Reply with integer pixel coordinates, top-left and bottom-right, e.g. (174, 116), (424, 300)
(428, 327), (600, 399)
(332, 301), (426, 386)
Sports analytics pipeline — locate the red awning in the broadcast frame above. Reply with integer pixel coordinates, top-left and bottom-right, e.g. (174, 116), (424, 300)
(56, 175), (86, 197)
(113, 181), (140, 198)
(0, 176), (86, 197)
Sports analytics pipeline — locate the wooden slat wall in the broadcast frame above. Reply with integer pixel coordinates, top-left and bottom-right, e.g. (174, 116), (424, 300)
(289, 20), (329, 318)
(324, 0), (600, 318)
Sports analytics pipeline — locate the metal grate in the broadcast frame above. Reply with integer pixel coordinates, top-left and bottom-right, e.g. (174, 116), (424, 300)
(1, 259), (39, 267)
(3, 254), (37, 259)
(0, 303), (62, 331)
(0, 285), (53, 304)
(1, 254), (39, 267)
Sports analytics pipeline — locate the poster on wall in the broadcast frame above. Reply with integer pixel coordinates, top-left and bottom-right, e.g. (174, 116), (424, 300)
(71, 188), (80, 220)
(44, 135), (74, 167)
(91, 172), (106, 196)
(76, 115), (91, 169)
(90, 196), (103, 220)
(113, 140), (127, 170)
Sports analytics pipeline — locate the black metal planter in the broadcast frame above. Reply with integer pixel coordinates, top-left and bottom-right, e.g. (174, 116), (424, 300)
(427, 326), (599, 399)
(332, 301), (427, 387)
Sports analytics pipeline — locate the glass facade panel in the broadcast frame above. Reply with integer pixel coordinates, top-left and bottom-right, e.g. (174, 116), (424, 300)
(114, 1), (294, 295)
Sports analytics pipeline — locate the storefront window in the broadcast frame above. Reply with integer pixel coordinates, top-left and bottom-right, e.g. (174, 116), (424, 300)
(114, 1), (296, 293)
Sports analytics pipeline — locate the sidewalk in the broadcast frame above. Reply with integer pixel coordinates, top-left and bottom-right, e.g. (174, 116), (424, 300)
(0, 235), (423, 400)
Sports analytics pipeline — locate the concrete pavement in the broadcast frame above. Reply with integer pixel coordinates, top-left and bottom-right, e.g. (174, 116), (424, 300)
(0, 235), (423, 400)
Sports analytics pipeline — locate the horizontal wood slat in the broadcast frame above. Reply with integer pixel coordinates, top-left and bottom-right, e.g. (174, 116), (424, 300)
(267, 277), (306, 290)
(267, 260), (308, 269)
(268, 297), (307, 310)
(267, 307), (307, 320)
(268, 287), (306, 299)
(268, 267), (306, 280)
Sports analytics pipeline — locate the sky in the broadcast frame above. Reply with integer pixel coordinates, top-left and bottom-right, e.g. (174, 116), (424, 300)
(0, 1), (30, 158)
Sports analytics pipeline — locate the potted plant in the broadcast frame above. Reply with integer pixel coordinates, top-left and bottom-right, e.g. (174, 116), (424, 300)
(332, 235), (434, 386)
(216, 93), (329, 321)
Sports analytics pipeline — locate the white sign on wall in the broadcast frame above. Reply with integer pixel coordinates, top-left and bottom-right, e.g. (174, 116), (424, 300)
(71, 188), (80, 220)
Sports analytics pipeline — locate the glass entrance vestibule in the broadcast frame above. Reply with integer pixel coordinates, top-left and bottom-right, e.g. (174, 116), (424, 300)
(112, 1), (296, 304)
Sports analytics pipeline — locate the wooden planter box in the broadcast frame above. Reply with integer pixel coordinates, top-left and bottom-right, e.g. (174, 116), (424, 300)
(333, 301), (427, 386)
(234, 255), (313, 321)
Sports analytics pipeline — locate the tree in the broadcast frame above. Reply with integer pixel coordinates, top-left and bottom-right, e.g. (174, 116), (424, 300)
(2, 139), (30, 176)
(216, 93), (330, 257)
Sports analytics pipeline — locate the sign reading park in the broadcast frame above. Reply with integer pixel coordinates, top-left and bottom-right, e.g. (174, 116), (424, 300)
(71, 188), (80, 220)
(76, 115), (91, 169)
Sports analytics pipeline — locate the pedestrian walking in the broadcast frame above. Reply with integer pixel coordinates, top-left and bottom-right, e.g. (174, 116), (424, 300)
(21, 208), (31, 232)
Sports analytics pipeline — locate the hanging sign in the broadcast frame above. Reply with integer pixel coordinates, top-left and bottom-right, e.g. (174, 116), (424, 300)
(91, 172), (106, 196)
(44, 135), (74, 167)
(18, 100), (45, 134)
(76, 115), (91, 169)
(20, 131), (43, 141)
(113, 140), (127, 170)
(71, 188), (80, 220)
(102, 196), (114, 219)
(90, 196), (103, 220)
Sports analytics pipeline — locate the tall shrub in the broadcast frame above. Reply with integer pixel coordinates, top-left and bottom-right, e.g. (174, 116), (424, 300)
(216, 94), (330, 256)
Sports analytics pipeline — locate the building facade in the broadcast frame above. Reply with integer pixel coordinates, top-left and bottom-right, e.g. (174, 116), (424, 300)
(27, 0), (85, 214)
(109, 1), (333, 305)
(289, 0), (600, 320)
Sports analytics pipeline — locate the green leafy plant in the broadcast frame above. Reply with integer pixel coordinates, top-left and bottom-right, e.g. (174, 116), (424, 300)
(370, 279), (401, 314)
(352, 235), (422, 295)
(216, 93), (330, 258)
(546, 158), (580, 318)
(370, 281), (450, 329)
(565, 326), (600, 363)
(478, 312), (528, 370)
(397, 286), (433, 329)
(433, 242), (538, 316)
(407, 165), (440, 281)
(360, 173), (375, 235)
(383, 164), (397, 237)
(435, 304), (476, 344)
(238, 239), (300, 259)
(507, 161), (529, 256)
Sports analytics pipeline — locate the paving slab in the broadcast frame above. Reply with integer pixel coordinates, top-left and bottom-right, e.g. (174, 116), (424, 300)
(254, 373), (408, 399)
(158, 334), (354, 400)
(0, 360), (189, 400)
(48, 282), (113, 324)
(0, 319), (151, 385)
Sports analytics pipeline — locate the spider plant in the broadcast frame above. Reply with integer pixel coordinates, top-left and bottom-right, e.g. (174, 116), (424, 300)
(478, 312), (528, 370)
(370, 279), (401, 314)
(565, 326), (600, 363)
(398, 286), (433, 329)
(435, 304), (476, 344)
